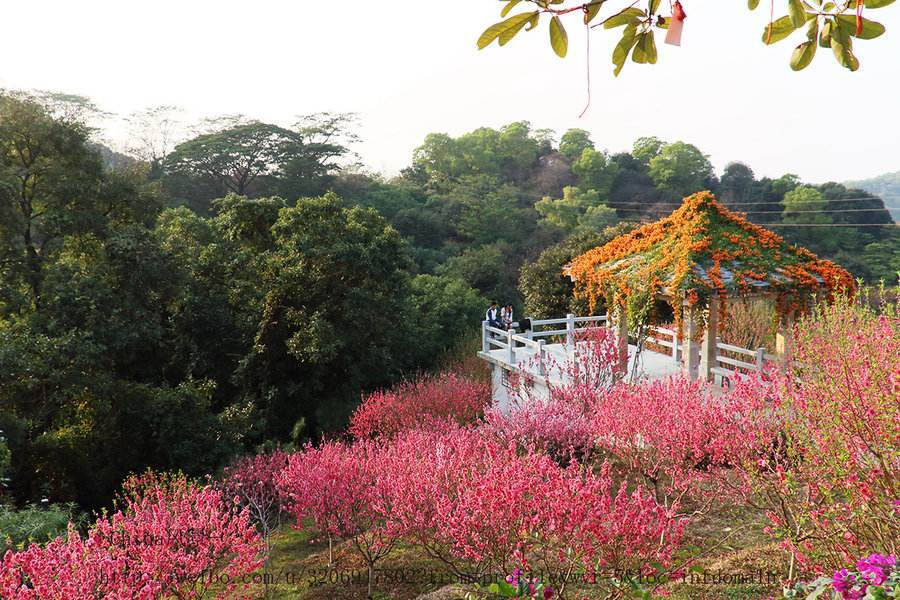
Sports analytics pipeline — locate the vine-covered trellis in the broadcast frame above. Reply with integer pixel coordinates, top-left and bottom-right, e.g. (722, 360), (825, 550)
(565, 191), (855, 338)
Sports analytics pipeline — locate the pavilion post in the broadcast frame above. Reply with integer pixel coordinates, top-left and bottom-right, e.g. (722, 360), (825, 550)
(614, 308), (629, 376)
(776, 296), (795, 363)
(681, 299), (701, 380)
(700, 296), (719, 382)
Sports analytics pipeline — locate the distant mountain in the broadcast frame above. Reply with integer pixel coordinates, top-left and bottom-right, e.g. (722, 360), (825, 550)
(846, 171), (900, 221)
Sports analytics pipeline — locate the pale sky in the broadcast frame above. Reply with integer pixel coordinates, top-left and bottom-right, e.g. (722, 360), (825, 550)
(2, 0), (899, 182)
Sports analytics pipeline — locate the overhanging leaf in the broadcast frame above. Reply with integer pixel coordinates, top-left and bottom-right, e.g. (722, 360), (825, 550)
(762, 15), (807, 44)
(788, 0), (807, 28)
(612, 24), (638, 75)
(835, 14), (885, 39)
(584, 1), (604, 24)
(477, 11), (540, 49)
(790, 40), (817, 69)
(848, 0), (895, 8)
(500, 0), (521, 17)
(819, 19), (833, 47)
(603, 8), (646, 28)
(632, 30), (658, 63)
(550, 16), (569, 57)
(830, 24), (859, 70)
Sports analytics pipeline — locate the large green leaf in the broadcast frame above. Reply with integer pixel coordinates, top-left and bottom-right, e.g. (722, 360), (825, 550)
(790, 40), (817, 69)
(649, 0), (662, 14)
(835, 14), (885, 39)
(549, 16), (568, 57)
(632, 30), (658, 64)
(762, 14), (811, 44)
(612, 24), (638, 75)
(603, 8), (646, 28)
(830, 22), (859, 70)
(477, 11), (540, 49)
(500, 0), (521, 17)
(788, 0), (808, 28)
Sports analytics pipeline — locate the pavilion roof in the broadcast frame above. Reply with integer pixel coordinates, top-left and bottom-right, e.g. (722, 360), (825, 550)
(566, 191), (854, 310)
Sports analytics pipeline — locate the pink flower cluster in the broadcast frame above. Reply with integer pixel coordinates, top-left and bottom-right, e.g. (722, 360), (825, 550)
(586, 375), (776, 501)
(754, 300), (899, 570)
(0, 472), (263, 599)
(278, 426), (684, 590)
(348, 372), (490, 439)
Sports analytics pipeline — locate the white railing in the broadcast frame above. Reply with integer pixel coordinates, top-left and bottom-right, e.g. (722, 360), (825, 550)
(482, 315), (778, 390)
(711, 338), (777, 388)
(481, 313), (608, 377)
(644, 325), (680, 362)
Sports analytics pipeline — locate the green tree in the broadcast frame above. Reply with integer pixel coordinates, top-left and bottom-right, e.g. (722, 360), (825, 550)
(781, 186), (839, 254)
(572, 148), (619, 198)
(518, 228), (630, 318)
(559, 128), (594, 161)
(535, 186), (616, 233)
(0, 94), (108, 310)
(718, 162), (756, 206)
(407, 274), (487, 365)
(632, 136), (665, 166)
(647, 141), (715, 197)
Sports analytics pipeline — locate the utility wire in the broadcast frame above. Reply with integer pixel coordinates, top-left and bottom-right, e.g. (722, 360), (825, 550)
(608, 207), (895, 215)
(598, 197), (897, 207)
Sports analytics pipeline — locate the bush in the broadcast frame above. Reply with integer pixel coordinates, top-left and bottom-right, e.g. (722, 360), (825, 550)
(0, 471), (263, 599)
(348, 372), (490, 439)
(0, 503), (81, 554)
(749, 297), (899, 574)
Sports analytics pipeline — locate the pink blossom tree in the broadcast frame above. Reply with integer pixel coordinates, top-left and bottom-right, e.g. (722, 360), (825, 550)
(1, 471), (263, 599)
(348, 371), (490, 439)
(746, 298), (899, 576)
(277, 440), (402, 598)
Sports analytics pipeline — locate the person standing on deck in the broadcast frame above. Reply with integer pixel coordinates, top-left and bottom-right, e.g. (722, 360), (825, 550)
(486, 301), (502, 329)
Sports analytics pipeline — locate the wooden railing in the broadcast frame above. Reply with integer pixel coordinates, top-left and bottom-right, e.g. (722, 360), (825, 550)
(644, 325), (680, 362)
(711, 338), (777, 388)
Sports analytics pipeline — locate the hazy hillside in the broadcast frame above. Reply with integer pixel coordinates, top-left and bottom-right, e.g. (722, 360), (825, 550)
(846, 171), (900, 221)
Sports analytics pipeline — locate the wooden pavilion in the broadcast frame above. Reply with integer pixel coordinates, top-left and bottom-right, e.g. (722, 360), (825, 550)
(566, 191), (855, 380)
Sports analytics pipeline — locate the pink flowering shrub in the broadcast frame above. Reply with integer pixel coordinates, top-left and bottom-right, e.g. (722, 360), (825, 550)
(0, 471), (263, 599)
(221, 450), (289, 559)
(378, 426), (684, 592)
(749, 299), (899, 573)
(277, 440), (402, 597)
(348, 372), (490, 439)
(583, 375), (777, 504)
(483, 327), (619, 460)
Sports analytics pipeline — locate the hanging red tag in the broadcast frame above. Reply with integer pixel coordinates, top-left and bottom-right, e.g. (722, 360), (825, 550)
(665, 1), (687, 46)
(856, 0), (864, 36)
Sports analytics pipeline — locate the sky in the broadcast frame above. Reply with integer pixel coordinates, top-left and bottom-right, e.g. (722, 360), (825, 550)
(2, 0), (899, 183)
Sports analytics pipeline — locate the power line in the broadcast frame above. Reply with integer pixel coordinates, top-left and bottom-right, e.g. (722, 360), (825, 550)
(744, 223), (899, 227)
(608, 207), (895, 215)
(599, 197), (897, 207)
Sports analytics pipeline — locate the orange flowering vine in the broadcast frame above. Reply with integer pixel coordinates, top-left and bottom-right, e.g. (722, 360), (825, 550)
(565, 191), (855, 334)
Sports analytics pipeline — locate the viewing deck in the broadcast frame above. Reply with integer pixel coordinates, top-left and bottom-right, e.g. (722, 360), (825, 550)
(478, 313), (776, 408)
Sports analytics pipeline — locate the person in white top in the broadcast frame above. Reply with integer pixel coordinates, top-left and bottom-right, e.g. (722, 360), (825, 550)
(485, 301), (502, 329)
(501, 303), (514, 330)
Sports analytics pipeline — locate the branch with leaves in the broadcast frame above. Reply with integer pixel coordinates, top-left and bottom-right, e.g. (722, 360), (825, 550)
(477, 0), (892, 74)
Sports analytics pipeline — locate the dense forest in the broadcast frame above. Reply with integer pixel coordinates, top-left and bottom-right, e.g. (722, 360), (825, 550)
(0, 90), (897, 512)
